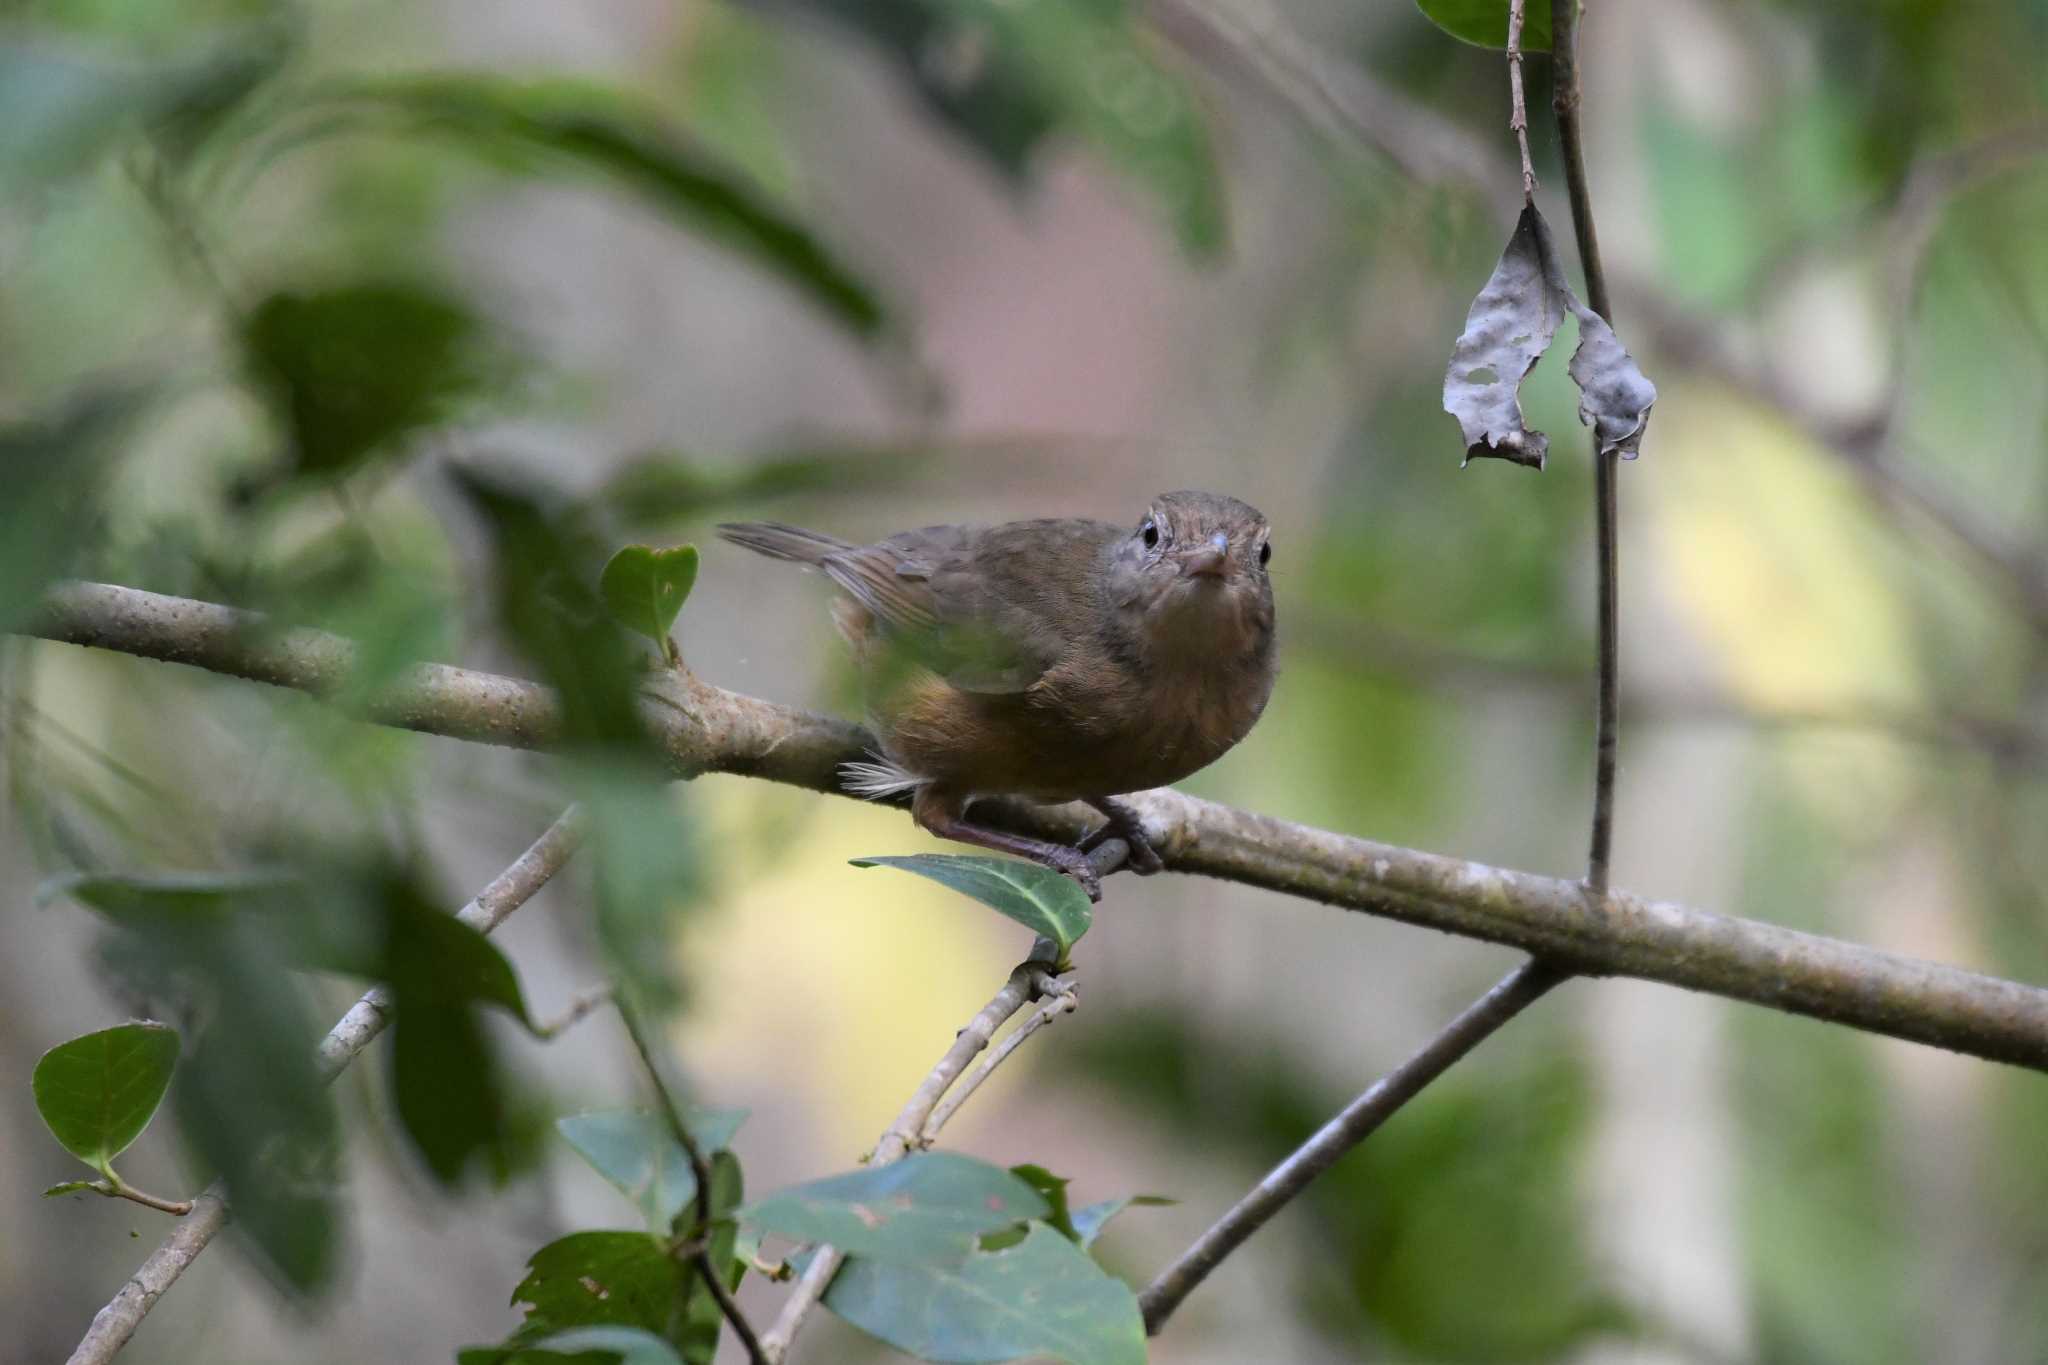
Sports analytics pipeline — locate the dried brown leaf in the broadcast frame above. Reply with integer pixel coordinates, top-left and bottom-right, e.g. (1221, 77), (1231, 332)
(1443, 203), (1565, 469)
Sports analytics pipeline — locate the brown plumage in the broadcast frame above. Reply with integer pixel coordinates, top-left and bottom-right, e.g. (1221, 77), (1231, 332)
(717, 491), (1277, 898)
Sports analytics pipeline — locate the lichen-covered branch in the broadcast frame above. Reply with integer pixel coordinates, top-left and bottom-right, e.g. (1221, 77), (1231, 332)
(23, 580), (2048, 1073)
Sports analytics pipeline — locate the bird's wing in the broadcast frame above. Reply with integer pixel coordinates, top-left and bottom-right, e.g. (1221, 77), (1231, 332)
(823, 519), (1116, 694)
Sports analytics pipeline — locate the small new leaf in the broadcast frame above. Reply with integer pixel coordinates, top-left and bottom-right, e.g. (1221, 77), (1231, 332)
(600, 544), (698, 658)
(851, 853), (1092, 957)
(32, 1022), (180, 1175)
(738, 1151), (1049, 1264)
(556, 1107), (748, 1233)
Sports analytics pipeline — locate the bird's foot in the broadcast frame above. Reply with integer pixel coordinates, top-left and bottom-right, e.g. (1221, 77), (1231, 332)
(1081, 797), (1165, 876)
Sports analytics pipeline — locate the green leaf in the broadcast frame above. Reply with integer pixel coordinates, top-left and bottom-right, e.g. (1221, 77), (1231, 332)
(43, 1179), (101, 1197)
(31, 1023), (180, 1174)
(851, 853), (1093, 957)
(1070, 1195), (1173, 1250)
(1416, 0), (1553, 51)
(823, 1222), (1146, 1365)
(0, 386), (152, 634)
(323, 75), (887, 340)
(556, 1108), (748, 1234)
(508, 1231), (691, 1338)
(600, 545), (699, 651)
(527, 1327), (685, 1365)
(738, 1151), (1049, 1264)
(1007, 1163), (1077, 1242)
(242, 281), (491, 480)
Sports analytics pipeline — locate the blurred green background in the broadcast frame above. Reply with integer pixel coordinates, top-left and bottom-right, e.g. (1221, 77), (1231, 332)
(4, 0), (2048, 1360)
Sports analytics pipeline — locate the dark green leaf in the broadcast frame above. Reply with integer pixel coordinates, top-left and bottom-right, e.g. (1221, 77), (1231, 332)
(1007, 1163), (1077, 1242)
(1416, 0), (1553, 51)
(31, 1022), (180, 1174)
(600, 545), (699, 650)
(527, 1327), (685, 1365)
(327, 76), (886, 339)
(556, 1108), (748, 1234)
(851, 853), (1092, 956)
(738, 1151), (1049, 1264)
(243, 281), (489, 480)
(823, 1222), (1146, 1365)
(509, 1230), (691, 1338)
(1070, 1195), (1173, 1250)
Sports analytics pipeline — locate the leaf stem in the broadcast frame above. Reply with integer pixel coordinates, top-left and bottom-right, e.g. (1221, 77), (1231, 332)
(1507, 0), (1538, 203)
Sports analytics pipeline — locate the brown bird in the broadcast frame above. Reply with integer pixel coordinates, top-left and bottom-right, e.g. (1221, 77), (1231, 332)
(718, 491), (1277, 899)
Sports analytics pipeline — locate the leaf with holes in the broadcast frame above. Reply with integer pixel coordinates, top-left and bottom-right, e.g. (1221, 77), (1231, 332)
(557, 1108), (747, 1234)
(739, 1152), (1048, 1264)
(823, 1222), (1146, 1365)
(1416, 0), (1553, 51)
(1442, 202), (1567, 469)
(600, 545), (698, 654)
(851, 854), (1092, 957)
(32, 1023), (180, 1176)
(508, 1231), (690, 1338)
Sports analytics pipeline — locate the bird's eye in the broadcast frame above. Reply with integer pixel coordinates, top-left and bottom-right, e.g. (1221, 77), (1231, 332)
(1141, 520), (1159, 549)
(1259, 540), (1272, 566)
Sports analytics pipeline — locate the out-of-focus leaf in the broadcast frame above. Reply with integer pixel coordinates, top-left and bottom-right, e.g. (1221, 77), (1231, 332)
(1070, 1195), (1173, 1250)
(31, 1022), (180, 1175)
(1442, 203), (1565, 469)
(1416, 0), (1553, 51)
(0, 32), (286, 184)
(851, 854), (1092, 957)
(505, 1230), (691, 1339)
(744, 0), (1225, 258)
(557, 1108), (748, 1234)
(600, 545), (698, 656)
(1566, 304), (1656, 458)
(323, 75), (885, 339)
(526, 1326), (685, 1365)
(1443, 201), (1655, 468)
(242, 281), (489, 480)
(822, 1222), (1146, 1365)
(580, 771), (699, 1018)
(738, 1151), (1049, 1264)
(597, 446), (924, 527)
(0, 386), (149, 633)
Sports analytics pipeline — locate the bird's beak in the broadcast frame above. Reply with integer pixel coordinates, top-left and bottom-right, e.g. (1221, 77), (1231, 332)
(1181, 531), (1231, 580)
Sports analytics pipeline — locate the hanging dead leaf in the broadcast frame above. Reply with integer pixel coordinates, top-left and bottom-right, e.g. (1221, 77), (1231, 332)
(1566, 304), (1656, 459)
(1443, 203), (1565, 469)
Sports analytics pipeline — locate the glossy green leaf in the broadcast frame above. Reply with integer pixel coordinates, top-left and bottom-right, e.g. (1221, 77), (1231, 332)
(324, 75), (886, 339)
(32, 1022), (180, 1174)
(738, 1151), (1049, 1264)
(527, 1326), (684, 1365)
(851, 854), (1092, 956)
(1416, 0), (1553, 51)
(556, 1108), (748, 1234)
(600, 545), (698, 651)
(823, 1222), (1146, 1365)
(242, 281), (489, 480)
(1070, 1195), (1173, 1250)
(508, 1231), (691, 1338)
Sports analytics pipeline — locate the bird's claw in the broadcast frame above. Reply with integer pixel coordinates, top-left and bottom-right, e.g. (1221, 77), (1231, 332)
(1078, 800), (1165, 876)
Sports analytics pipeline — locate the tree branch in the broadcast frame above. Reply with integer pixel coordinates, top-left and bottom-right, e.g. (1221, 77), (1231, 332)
(21, 581), (2048, 1071)
(64, 806), (586, 1365)
(616, 996), (770, 1365)
(760, 948), (1068, 1362)
(1138, 956), (1564, 1331)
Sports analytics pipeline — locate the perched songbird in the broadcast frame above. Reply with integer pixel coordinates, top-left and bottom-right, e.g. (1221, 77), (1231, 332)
(718, 491), (1277, 898)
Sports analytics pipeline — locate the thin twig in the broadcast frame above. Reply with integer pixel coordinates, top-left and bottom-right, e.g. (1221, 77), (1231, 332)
(1507, 0), (1538, 202)
(1549, 0), (1620, 892)
(1139, 957), (1564, 1331)
(761, 952), (1064, 1363)
(616, 996), (770, 1365)
(534, 982), (616, 1039)
(64, 808), (587, 1365)
(24, 582), (2048, 1072)
(921, 968), (1078, 1142)
(60, 1178), (196, 1218)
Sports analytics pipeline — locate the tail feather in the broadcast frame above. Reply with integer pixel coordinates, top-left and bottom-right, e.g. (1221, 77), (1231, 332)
(840, 756), (925, 801)
(716, 520), (855, 565)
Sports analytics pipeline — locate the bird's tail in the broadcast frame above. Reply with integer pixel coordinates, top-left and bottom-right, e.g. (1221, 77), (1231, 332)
(715, 520), (854, 565)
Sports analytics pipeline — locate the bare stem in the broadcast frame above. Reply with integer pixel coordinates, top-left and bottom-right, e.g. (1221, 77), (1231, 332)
(534, 982), (616, 1039)
(616, 996), (770, 1365)
(1138, 958), (1563, 1331)
(1547, 0), (1620, 892)
(1507, 0), (1538, 202)
(64, 808), (587, 1365)
(70, 1177), (196, 1218)
(761, 952), (1063, 1362)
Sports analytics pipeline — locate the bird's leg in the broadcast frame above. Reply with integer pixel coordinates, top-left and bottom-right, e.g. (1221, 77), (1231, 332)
(1079, 797), (1165, 875)
(912, 787), (1102, 901)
